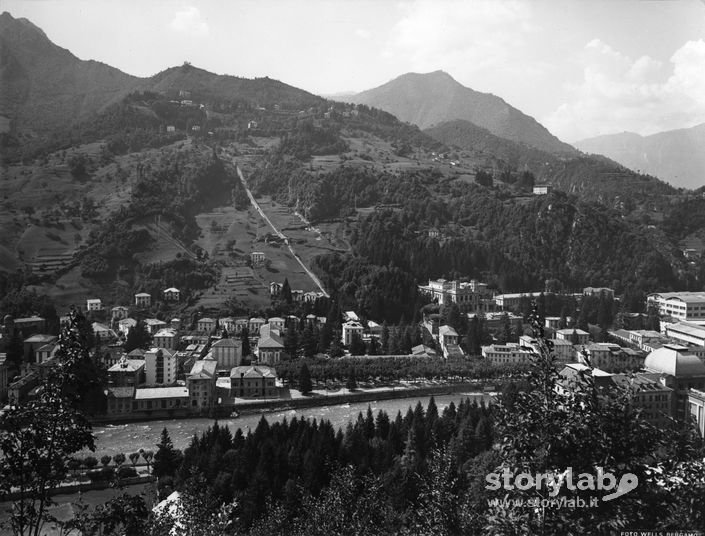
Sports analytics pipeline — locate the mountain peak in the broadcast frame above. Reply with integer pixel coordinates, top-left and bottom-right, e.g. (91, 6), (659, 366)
(0, 11), (48, 38)
(348, 71), (575, 154)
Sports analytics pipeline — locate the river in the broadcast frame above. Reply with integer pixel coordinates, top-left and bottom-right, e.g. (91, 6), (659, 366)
(88, 393), (491, 457)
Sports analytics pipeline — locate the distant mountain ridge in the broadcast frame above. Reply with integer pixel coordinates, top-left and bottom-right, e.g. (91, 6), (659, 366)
(575, 124), (705, 190)
(0, 12), (322, 137)
(346, 70), (576, 155)
(0, 11), (139, 134)
(425, 118), (676, 204)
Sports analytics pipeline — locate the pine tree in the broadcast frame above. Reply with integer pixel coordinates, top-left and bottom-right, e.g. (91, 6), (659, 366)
(124, 319), (152, 353)
(299, 364), (312, 395)
(241, 327), (251, 358)
(346, 368), (358, 391)
(153, 428), (181, 479)
(282, 278), (293, 305)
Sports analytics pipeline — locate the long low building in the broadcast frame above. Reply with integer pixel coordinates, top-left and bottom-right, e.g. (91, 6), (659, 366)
(482, 343), (534, 366)
(665, 321), (705, 347)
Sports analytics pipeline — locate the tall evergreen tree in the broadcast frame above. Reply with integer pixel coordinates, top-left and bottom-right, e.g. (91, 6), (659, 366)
(153, 428), (181, 479)
(298, 364), (312, 395)
(124, 319), (152, 353)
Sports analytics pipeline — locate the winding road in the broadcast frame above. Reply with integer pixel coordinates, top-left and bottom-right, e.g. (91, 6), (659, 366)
(235, 165), (329, 298)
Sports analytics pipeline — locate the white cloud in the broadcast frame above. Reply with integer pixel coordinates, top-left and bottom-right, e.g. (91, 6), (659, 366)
(384, 0), (534, 74)
(544, 38), (705, 142)
(355, 28), (371, 40)
(170, 6), (209, 36)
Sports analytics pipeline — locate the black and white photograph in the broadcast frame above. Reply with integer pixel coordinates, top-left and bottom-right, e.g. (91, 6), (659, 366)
(1, 1), (705, 534)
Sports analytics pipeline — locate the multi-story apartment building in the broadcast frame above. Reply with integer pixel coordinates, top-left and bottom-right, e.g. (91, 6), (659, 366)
(144, 348), (177, 386)
(648, 292), (705, 322)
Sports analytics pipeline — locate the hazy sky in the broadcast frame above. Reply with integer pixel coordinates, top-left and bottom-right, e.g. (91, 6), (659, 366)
(4, 0), (705, 142)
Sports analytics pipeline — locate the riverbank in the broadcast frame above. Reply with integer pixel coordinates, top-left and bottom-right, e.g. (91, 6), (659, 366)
(90, 380), (499, 425)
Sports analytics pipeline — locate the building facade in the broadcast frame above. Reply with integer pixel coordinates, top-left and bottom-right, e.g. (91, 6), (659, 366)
(144, 348), (177, 386)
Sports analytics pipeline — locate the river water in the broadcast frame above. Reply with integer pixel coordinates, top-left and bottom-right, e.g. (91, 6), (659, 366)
(88, 393), (492, 457)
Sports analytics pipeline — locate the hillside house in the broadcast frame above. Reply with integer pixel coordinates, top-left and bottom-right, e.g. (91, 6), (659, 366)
(533, 185), (550, 195)
(23, 334), (58, 364)
(86, 298), (102, 312)
(111, 306), (129, 320)
(269, 281), (283, 297)
(438, 325), (459, 357)
(92, 322), (117, 341)
(249, 317), (266, 333)
(251, 251), (265, 267)
(135, 293), (151, 308)
(154, 328), (180, 351)
(197, 317), (217, 333)
(342, 321), (364, 346)
(118, 318), (137, 335)
(268, 317), (286, 332)
(163, 288), (181, 302)
(166, 125), (176, 132)
(144, 318), (168, 335)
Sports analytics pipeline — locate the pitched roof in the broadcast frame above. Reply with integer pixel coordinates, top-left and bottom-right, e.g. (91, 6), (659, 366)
(212, 338), (240, 348)
(135, 386), (189, 400)
(230, 365), (277, 379)
(258, 332), (284, 349)
(439, 325), (458, 337)
(107, 386), (135, 398)
(188, 359), (218, 379)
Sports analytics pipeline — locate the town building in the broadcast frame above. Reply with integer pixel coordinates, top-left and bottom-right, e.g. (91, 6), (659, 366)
(249, 317), (266, 334)
(86, 298), (102, 312)
(106, 386), (134, 416)
(544, 316), (562, 330)
(0, 354), (8, 402)
(418, 279), (494, 309)
(35, 342), (58, 364)
(134, 293), (152, 308)
(154, 328), (180, 351)
(8, 372), (39, 405)
(23, 334), (58, 364)
(133, 386), (189, 413)
(108, 356), (145, 387)
(482, 343), (534, 366)
(230, 366), (277, 398)
(144, 318), (168, 335)
(648, 292), (705, 322)
(438, 325), (460, 359)
(197, 317), (217, 333)
(555, 328), (590, 345)
(117, 317), (137, 336)
(558, 364), (674, 427)
(342, 321), (364, 346)
(494, 292), (542, 310)
(111, 306), (129, 320)
(144, 348), (177, 386)
(643, 344), (705, 421)
(268, 317), (286, 332)
(92, 322), (117, 342)
(579, 343), (643, 371)
(211, 338), (242, 370)
(689, 389), (705, 437)
(583, 287), (615, 299)
(257, 331), (285, 365)
(186, 358), (218, 412)
(10, 316), (46, 337)
(411, 345), (438, 358)
(665, 321), (705, 347)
